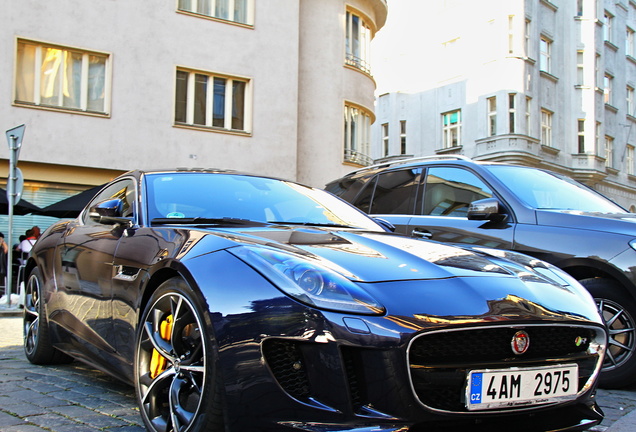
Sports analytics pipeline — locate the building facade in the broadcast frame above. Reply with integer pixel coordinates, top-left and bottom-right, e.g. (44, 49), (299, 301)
(373, 0), (636, 210)
(1, 0), (387, 234)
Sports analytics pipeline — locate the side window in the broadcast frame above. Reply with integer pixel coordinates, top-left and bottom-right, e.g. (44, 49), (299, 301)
(83, 179), (136, 224)
(369, 169), (421, 214)
(352, 176), (378, 214)
(422, 167), (493, 217)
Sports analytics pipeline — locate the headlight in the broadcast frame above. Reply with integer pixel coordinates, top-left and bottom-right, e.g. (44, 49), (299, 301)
(229, 246), (385, 315)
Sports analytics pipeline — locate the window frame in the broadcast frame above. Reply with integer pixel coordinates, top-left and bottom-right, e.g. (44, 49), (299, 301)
(442, 110), (461, 149)
(382, 123), (389, 157)
(345, 8), (372, 74)
(177, 0), (254, 26)
(14, 38), (112, 116)
(539, 36), (552, 73)
(344, 103), (373, 166)
(541, 109), (553, 147)
(605, 135), (614, 168)
(174, 67), (252, 134)
(604, 73), (613, 105)
(487, 96), (497, 136)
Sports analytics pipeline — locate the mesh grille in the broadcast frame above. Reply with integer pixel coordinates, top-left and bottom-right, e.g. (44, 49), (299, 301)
(262, 340), (310, 399)
(408, 325), (599, 412)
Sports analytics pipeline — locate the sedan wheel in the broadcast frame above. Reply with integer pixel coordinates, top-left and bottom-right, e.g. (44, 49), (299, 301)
(581, 278), (636, 388)
(23, 267), (72, 365)
(135, 278), (224, 432)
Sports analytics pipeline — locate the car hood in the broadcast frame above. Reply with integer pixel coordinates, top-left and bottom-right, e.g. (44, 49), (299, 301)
(192, 226), (578, 284)
(536, 209), (636, 236)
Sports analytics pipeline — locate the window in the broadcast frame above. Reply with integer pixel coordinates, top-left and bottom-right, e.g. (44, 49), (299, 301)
(344, 104), (372, 165)
(508, 93), (516, 134)
(423, 167), (493, 217)
(541, 109), (553, 147)
(604, 11), (613, 43)
(369, 169), (421, 215)
(596, 122), (601, 154)
(15, 39), (110, 114)
(578, 119), (585, 153)
(628, 86), (635, 117)
(577, 51), (584, 86)
(175, 69), (250, 132)
(604, 74), (613, 105)
(628, 145), (635, 175)
(605, 135), (614, 168)
(595, 54), (601, 88)
(382, 123), (389, 157)
(524, 20), (531, 57)
(345, 10), (371, 74)
(442, 110), (461, 149)
(487, 97), (497, 136)
(177, 0), (252, 25)
(628, 27), (635, 57)
(526, 97), (532, 136)
(577, 0), (583, 16)
(539, 37), (552, 73)
(400, 120), (407, 154)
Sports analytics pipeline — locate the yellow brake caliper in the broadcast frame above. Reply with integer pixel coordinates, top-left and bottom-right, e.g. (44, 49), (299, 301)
(150, 314), (173, 379)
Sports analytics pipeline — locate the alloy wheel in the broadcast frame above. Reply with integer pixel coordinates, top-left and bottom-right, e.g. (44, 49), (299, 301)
(597, 297), (636, 371)
(24, 272), (41, 356)
(137, 292), (207, 432)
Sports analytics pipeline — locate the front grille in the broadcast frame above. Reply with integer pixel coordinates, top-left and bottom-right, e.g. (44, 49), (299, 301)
(408, 325), (602, 413)
(262, 339), (310, 399)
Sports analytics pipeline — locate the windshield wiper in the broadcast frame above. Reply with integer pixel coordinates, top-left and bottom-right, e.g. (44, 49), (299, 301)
(151, 217), (266, 226)
(268, 221), (356, 229)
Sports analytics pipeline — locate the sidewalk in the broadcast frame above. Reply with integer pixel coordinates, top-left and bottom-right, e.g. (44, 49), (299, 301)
(1, 313), (636, 431)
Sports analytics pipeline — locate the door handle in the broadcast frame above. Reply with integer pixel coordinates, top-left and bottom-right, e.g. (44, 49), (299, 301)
(412, 229), (433, 239)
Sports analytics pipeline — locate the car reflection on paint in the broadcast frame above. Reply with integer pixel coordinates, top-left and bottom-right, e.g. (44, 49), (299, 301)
(23, 169), (606, 431)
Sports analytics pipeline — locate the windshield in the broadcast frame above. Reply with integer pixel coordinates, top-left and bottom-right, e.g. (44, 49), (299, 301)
(144, 173), (382, 230)
(484, 165), (626, 213)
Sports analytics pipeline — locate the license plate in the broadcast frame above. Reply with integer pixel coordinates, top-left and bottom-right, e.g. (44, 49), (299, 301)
(466, 364), (578, 410)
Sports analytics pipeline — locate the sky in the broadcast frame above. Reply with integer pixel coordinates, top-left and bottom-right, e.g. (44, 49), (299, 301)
(371, 1), (438, 95)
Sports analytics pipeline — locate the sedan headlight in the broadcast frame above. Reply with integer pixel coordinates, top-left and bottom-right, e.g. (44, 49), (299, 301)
(230, 246), (385, 315)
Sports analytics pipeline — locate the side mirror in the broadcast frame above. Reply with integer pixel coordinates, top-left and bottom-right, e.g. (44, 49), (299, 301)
(467, 198), (507, 223)
(373, 217), (396, 232)
(89, 198), (132, 225)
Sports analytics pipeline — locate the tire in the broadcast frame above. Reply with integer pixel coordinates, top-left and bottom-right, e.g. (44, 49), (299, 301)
(580, 278), (636, 388)
(134, 277), (225, 432)
(23, 267), (73, 365)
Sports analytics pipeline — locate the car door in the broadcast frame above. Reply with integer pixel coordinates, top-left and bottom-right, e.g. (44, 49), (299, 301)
(373, 166), (515, 249)
(56, 178), (136, 357)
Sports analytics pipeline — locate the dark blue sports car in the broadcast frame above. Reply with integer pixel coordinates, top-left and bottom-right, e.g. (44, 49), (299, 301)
(23, 169), (607, 431)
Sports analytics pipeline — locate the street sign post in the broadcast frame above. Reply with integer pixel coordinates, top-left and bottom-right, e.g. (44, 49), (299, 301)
(5, 124), (25, 306)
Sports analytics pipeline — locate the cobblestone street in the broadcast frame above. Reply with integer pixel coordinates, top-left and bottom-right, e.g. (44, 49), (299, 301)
(2, 315), (636, 431)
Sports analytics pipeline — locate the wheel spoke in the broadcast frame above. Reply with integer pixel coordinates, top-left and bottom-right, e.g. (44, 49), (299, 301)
(169, 375), (197, 431)
(137, 290), (209, 432)
(596, 297), (636, 371)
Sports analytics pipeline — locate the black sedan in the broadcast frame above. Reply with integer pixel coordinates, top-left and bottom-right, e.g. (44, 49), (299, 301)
(23, 169), (607, 431)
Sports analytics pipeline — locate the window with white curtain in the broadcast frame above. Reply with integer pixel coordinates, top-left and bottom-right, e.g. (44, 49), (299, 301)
(178, 0), (252, 25)
(175, 68), (250, 132)
(15, 39), (110, 114)
(344, 104), (372, 165)
(345, 10), (371, 74)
